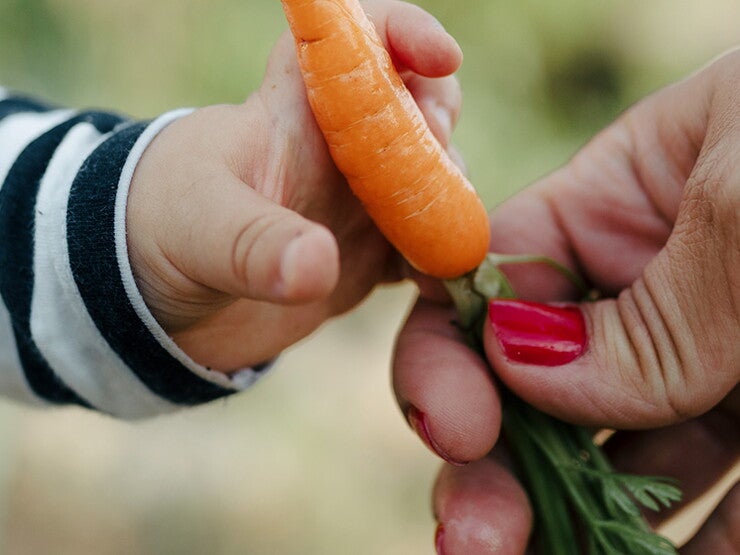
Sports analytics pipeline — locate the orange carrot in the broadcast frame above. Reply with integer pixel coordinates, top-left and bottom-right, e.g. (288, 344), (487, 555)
(280, 0), (490, 279)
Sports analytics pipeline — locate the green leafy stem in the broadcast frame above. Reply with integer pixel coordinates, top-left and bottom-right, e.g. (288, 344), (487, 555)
(444, 254), (682, 555)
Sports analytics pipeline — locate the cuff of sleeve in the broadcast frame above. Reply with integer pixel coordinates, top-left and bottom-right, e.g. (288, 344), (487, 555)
(56, 109), (274, 418)
(114, 109), (275, 394)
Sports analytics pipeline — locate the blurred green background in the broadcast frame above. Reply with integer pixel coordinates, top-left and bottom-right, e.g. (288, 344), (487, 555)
(0, 1), (737, 553)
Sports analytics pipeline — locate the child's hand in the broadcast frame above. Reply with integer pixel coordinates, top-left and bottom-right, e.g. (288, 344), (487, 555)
(126, 0), (463, 371)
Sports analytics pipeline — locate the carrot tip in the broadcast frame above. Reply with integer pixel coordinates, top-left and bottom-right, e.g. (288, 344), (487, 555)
(281, 0), (489, 278)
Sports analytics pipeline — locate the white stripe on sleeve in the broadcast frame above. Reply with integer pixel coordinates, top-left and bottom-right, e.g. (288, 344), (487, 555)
(0, 301), (45, 406)
(30, 122), (181, 418)
(0, 109), (76, 187)
(114, 109), (263, 391)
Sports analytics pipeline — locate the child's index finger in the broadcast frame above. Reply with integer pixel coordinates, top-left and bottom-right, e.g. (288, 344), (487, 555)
(381, 2), (463, 77)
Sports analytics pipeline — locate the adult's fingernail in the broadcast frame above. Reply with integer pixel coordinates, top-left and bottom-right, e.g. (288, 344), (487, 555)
(406, 405), (468, 466)
(435, 523), (446, 555)
(488, 299), (587, 366)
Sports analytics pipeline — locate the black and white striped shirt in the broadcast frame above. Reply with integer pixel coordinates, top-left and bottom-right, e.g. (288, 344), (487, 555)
(0, 89), (268, 418)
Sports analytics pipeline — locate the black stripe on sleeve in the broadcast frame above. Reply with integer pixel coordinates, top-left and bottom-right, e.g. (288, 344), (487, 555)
(0, 95), (56, 122)
(66, 122), (237, 405)
(0, 111), (126, 406)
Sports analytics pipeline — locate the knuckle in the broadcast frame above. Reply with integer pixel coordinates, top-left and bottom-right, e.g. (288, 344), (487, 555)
(681, 129), (740, 336)
(230, 212), (288, 289)
(614, 279), (707, 423)
(624, 259), (737, 422)
(707, 47), (740, 86)
(680, 137), (738, 260)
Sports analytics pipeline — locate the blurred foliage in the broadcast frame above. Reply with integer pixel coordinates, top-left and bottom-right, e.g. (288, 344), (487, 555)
(0, 1), (738, 554)
(1, 0), (738, 205)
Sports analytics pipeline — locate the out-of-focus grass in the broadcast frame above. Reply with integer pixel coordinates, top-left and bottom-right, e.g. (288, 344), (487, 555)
(0, 1), (738, 553)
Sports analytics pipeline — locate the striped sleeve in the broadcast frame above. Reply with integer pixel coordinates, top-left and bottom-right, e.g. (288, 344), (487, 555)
(0, 90), (271, 419)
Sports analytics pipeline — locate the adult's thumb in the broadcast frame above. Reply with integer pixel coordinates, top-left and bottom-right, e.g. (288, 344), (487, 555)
(483, 169), (739, 429)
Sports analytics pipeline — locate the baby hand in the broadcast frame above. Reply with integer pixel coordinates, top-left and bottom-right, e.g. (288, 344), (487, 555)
(127, 0), (464, 371)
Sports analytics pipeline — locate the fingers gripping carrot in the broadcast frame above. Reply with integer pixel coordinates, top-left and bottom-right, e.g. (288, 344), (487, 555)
(280, 0), (490, 279)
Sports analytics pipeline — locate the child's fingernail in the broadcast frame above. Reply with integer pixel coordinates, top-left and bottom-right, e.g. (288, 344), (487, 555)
(446, 144), (468, 175)
(435, 523), (446, 555)
(431, 15), (446, 30)
(277, 226), (336, 299)
(406, 406), (468, 466)
(488, 300), (587, 366)
(432, 105), (453, 142)
(276, 233), (302, 297)
(430, 18), (462, 55)
(420, 100), (453, 146)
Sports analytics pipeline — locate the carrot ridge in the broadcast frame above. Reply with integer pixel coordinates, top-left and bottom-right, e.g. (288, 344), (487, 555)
(281, 0), (490, 278)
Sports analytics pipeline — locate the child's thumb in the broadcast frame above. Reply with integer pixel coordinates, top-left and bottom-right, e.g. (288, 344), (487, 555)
(148, 169), (340, 305)
(483, 193), (739, 429)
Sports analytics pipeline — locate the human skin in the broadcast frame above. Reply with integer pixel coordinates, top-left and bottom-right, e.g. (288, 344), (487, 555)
(393, 49), (740, 554)
(126, 0), (464, 371)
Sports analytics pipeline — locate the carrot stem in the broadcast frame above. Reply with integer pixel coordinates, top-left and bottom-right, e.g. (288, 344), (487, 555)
(502, 392), (578, 554)
(445, 253), (680, 555)
(484, 253), (593, 299)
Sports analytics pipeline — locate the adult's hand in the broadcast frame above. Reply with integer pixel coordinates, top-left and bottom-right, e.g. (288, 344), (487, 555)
(394, 49), (740, 553)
